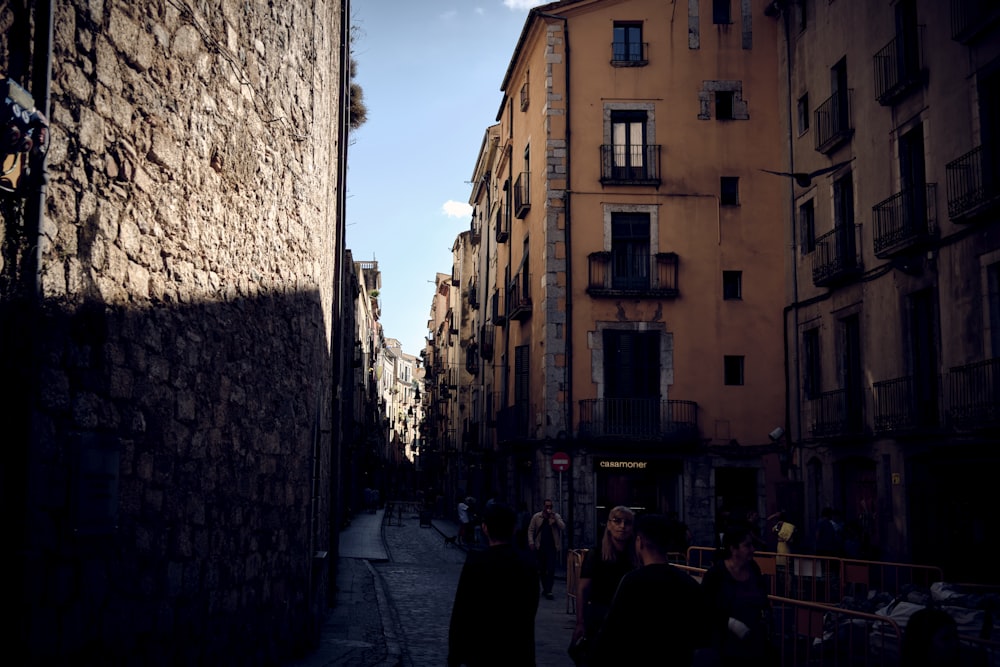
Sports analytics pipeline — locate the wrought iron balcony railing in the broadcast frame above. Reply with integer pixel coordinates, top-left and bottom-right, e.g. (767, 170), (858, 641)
(507, 273), (532, 321)
(951, 0), (1000, 43)
(495, 204), (509, 242)
(873, 28), (924, 106)
(814, 90), (854, 154)
(490, 288), (505, 326)
(946, 144), (1000, 222)
(872, 184), (937, 257)
(809, 388), (865, 439)
(600, 144), (661, 186)
(948, 358), (1000, 431)
(514, 171), (530, 218)
(812, 224), (862, 287)
(577, 398), (698, 441)
(611, 41), (648, 66)
(479, 323), (494, 361)
(872, 374), (942, 434)
(587, 251), (679, 298)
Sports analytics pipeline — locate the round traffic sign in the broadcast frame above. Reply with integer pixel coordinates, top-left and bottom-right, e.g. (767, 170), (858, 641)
(552, 451), (570, 472)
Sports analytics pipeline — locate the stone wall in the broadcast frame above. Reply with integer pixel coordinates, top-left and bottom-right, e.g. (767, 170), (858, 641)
(2, 0), (347, 663)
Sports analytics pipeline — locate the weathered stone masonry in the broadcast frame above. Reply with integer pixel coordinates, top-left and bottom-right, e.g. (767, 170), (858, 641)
(2, 1), (347, 664)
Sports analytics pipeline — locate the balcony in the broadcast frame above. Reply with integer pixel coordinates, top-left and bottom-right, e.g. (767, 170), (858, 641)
(490, 288), (505, 326)
(872, 374), (942, 434)
(467, 278), (479, 310)
(946, 145), (1000, 222)
(470, 216), (481, 244)
(611, 41), (648, 66)
(587, 251), (678, 298)
(577, 398), (698, 442)
(497, 402), (533, 443)
(507, 273), (532, 321)
(465, 342), (480, 375)
(948, 358), (1000, 431)
(872, 184), (937, 258)
(809, 388), (866, 439)
(514, 171), (530, 219)
(479, 323), (494, 361)
(600, 144), (661, 186)
(873, 28), (924, 106)
(812, 224), (862, 287)
(495, 204), (509, 243)
(951, 0), (1000, 43)
(814, 90), (854, 154)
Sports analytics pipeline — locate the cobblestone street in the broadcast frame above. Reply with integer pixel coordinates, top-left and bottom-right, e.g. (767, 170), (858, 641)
(378, 512), (575, 667)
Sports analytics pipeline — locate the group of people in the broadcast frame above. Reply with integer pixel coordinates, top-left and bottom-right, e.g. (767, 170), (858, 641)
(447, 501), (953, 667)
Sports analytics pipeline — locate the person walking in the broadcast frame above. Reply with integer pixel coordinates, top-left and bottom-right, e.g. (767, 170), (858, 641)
(589, 513), (710, 666)
(528, 498), (565, 600)
(570, 506), (638, 663)
(701, 522), (775, 667)
(448, 502), (539, 667)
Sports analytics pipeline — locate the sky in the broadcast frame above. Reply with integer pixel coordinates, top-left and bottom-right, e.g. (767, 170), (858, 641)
(346, 0), (549, 357)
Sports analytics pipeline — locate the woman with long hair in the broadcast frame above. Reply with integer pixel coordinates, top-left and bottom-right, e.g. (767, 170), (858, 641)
(570, 506), (638, 663)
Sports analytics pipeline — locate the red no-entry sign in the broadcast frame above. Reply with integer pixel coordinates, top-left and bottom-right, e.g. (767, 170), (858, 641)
(552, 451), (570, 472)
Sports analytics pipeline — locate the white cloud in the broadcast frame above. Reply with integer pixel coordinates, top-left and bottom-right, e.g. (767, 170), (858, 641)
(442, 200), (474, 218)
(474, 7), (486, 15)
(503, 0), (548, 10)
(440, 9), (458, 20)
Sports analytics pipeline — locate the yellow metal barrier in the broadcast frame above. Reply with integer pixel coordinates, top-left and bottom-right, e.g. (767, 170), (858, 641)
(566, 548), (588, 615)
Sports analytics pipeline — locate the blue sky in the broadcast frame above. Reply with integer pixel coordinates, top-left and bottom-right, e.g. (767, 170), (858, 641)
(346, 0), (547, 357)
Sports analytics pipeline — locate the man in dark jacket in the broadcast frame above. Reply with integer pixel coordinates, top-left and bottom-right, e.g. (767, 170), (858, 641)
(590, 513), (710, 666)
(448, 502), (539, 666)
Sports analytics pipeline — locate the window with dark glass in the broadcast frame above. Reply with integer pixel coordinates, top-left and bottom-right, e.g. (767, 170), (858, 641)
(713, 0), (732, 24)
(723, 271), (742, 300)
(800, 200), (815, 254)
(990, 263), (1000, 357)
(613, 22), (643, 62)
(803, 328), (821, 398)
(724, 355), (745, 386)
(611, 212), (650, 290)
(721, 177), (739, 206)
(797, 93), (810, 134)
(610, 110), (648, 180)
(716, 91), (735, 120)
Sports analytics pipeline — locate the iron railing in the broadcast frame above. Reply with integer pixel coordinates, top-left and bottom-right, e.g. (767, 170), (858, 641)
(872, 374), (942, 433)
(611, 40), (648, 65)
(599, 144), (661, 185)
(873, 27), (924, 105)
(951, 0), (1000, 42)
(808, 388), (865, 438)
(496, 402), (533, 442)
(587, 251), (679, 297)
(814, 89), (854, 154)
(946, 144), (1000, 221)
(507, 273), (532, 321)
(949, 357), (1000, 430)
(872, 183), (937, 257)
(577, 398), (698, 441)
(812, 224), (862, 287)
(513, 171), (530, 218)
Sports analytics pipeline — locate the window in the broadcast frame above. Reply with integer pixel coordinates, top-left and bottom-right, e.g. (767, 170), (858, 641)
(721, 177), (739, 206)
(611, 213), (650, 290)
(989, 263), (1000, 357)
(797, 94), (810, 135)
(833, 172), (857, 267)
(799, 200), (815, 254)
(803, 328), (821, 398)
(715, 91), (735, 120)
(611, 110), (648, 180)
(713, 0), (732, 24)
(723, 271), (742, 300)
(724, 355), (745, 385)
(795, 0), (807, 32)
(613, 22), (644, 63)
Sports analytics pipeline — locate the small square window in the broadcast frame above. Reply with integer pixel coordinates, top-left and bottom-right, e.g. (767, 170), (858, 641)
(723, 271), (742, 300)
(797, 94), (810, 135)
(721, 177), (739, 206)
(724, 355), (745, 386)
(715, 91), (735, 120)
